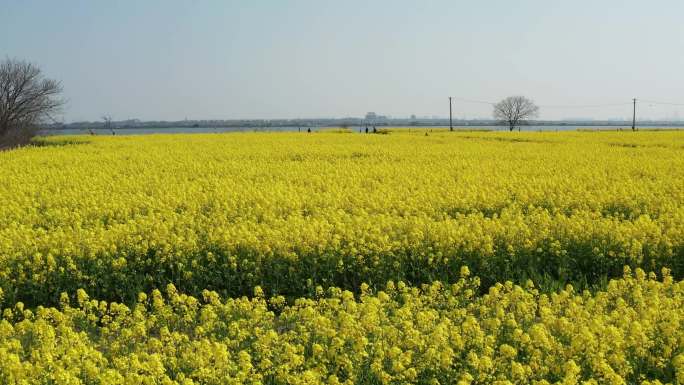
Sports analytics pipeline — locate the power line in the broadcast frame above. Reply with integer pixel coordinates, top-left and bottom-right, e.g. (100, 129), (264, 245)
(639, 99), (684, 106)
(449, 96), (495, 105)
(538, 102), (632, 109)
(448, 96), (632, 109)
(448, 96), (683, 124)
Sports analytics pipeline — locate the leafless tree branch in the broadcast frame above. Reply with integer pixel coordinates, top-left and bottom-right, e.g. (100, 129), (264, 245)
(0, 58), (65, 148)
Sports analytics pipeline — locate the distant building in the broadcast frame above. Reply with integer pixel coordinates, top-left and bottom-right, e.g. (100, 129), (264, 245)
(365, 112), (388, 121)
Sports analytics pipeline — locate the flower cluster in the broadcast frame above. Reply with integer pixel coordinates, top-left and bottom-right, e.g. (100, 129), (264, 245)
(0, 269), (682, 384)
(0, 131), (683, 305)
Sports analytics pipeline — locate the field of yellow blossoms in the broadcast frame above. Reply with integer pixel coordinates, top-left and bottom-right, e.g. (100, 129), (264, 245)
(1, 130), (683, 383)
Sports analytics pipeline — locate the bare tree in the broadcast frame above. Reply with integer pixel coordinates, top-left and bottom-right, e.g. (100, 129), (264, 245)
(0, 58), (64, 148)
(493, 96), (539, 131)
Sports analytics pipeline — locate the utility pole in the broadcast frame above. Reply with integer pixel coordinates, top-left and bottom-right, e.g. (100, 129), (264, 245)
(632, 98), (637, 131)
(449, 97), (453, 131)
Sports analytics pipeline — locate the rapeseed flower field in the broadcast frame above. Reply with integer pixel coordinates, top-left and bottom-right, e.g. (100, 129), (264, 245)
(1, 268), (682, 384)
(0, 130), (683, 383)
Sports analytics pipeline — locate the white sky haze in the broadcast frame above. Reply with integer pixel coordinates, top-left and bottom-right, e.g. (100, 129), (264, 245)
(2, 0), (683, 122)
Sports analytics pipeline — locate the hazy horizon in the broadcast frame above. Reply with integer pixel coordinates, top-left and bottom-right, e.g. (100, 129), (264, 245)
(3, 1), (683, 123)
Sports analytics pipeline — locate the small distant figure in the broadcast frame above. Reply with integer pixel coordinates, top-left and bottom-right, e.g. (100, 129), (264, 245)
(298, 127), (301, 132)
(307, 128), (311, 133)
(365, 127), (369, 134)
(425, 132), (429, 137)
(372, 126), (377, 133)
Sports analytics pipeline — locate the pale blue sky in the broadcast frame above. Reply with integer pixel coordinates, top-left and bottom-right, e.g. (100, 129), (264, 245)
(2, 0), (683, 122)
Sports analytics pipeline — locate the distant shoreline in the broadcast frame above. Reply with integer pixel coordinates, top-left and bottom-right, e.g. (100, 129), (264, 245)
(43, 118), (684, 132)
(39, 125), (684, 136)
(44, 122), (684, 131)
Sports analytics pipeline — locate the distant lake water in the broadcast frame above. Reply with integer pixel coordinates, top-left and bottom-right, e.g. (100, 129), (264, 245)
(41, 125), (682, 136)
